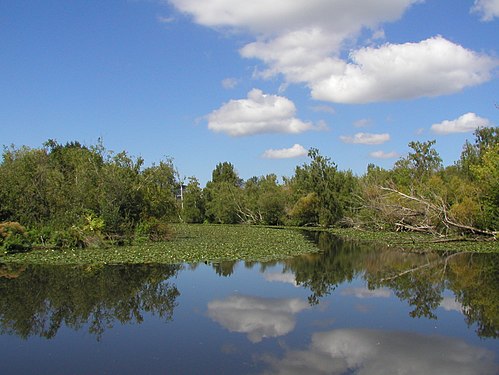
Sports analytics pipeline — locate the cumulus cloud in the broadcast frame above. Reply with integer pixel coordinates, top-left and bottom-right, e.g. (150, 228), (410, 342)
(169, 0), (419, 35)
(341, 287), (391, 299)
(369, 150), (399, 159)
(170, 1), (497, 104)
(207, 295), (309, 343)
(431, 112), (492, 134)
(207, 89), (317, 136)
(311, 37), (497, 103)
(472, 0), (499, 21)
(340, 133), (390, 145)
(262, 144), (308, 159)
(261, 328), (498, 374)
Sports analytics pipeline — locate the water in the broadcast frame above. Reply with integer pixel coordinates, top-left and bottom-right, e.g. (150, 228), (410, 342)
(0, 233), (497, 374)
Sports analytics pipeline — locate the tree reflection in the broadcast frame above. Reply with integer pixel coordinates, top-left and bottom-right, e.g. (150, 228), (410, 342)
(284, 231), (499, 338)
(211, 260), (237, 277)
(0, 263), (181, 340)
(283, 232), (368, 305)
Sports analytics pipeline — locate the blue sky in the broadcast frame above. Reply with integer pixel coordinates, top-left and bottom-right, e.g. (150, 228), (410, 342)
(1, 1), (498, 185)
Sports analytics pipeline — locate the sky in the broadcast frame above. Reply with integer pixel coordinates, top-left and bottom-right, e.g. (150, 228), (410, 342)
(1, 0), (498, 186)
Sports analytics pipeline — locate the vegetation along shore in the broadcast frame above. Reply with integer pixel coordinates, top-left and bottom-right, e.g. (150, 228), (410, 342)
(1, 127), (498, 262)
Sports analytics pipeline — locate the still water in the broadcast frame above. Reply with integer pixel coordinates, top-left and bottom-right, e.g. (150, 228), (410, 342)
(0, 233), (498, 374)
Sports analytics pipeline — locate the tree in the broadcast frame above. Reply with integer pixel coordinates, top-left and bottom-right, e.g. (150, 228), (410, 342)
(471, 143), (499, 229)
(394, 140), (442, 186)
(237, 174), (287, 225)
(289, 149), (357, 226)
(458, 126), (499, 178)
(211, 162), (242, 187)
(141, 160), (178, 220)
(204, 162), (242, 224)
(182, 177), (205, 223)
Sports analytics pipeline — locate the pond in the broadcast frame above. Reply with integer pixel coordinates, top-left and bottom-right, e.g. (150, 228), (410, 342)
(1, 232), (498, 374)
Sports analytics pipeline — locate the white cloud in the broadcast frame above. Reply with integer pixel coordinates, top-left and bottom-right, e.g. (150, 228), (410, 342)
(221, 77), (239, 89)
(431, 112), (492, 134)
(340, 133), (390, 145)
(262, 144), (308, 159)
(261, 328), (498, 375)
(170, 1), (497, 104)
(472, 0), (499, 21)
(311, 37), (497, 104)
(341, 287), (391, 299)
(369, 150), (399, 159)
(207, 295), (309, 343)
(169, 0), (419, 36)
(207, 89), (317, 136)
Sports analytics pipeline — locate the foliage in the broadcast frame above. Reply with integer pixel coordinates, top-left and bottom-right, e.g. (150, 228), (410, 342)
(181, 177), (205, 223)
(0, 221), (32, 253)
(1, 127), (498, 250)
(288, 148), (359, 226)
(135, 217), (175, 243)
(0, 140), (179, 248)
(471, 143), (499, 229)
(204, 162), (243, 224)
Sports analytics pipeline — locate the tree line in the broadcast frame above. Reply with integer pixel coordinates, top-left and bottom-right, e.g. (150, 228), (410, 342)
(0, 127), (498, 252)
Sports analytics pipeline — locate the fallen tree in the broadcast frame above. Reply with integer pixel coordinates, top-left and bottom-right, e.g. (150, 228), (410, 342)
(362, 186), (497, 239)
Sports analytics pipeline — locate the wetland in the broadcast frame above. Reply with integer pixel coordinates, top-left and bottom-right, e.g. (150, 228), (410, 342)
(1, 229), (497, 374)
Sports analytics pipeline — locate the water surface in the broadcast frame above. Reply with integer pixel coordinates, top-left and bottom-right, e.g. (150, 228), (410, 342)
(1, 233), (497, 374)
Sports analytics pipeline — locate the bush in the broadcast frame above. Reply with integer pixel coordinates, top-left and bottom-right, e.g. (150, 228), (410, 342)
(135, 218), (174, 243)
(0, 221), (32, 253)
(51, 229), (84, 249)
(27, 227), (53, 247)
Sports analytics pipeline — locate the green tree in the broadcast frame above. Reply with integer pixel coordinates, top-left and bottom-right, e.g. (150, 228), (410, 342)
(204, 162), (242, 224)
(141, 159), (178, 220)
(238, 174), (286, 225)
(289, 149), (357, 226)
(459, 126), (499, 178)
(394, 140), (442, 187)
(182, 177), (205, 223)
(471, 143), (499, 229)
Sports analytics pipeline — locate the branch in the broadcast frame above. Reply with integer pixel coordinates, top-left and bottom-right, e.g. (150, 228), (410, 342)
(379, 186), (497, 238)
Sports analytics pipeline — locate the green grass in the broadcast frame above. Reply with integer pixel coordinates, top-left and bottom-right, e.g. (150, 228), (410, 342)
(0, 224), (321, 265)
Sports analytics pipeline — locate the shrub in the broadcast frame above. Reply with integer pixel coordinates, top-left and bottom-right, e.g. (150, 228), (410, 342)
(135, 218), (174, 243)
(0, 221), (32, 253)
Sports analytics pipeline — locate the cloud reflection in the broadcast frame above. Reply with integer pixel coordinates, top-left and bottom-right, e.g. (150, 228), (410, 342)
(439, 296), (465, 313)
(261, 328), (497, 374)
(207, 295), (309, 343)
(264, 272), (299, 287)
(340, 287), (391, 299)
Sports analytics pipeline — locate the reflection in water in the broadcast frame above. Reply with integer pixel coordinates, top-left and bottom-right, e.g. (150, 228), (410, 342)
(260, 328), (498, 375)
(439, 296), (465, 313)
(207, 295), (309, 343)
(0, 234), (497, 374)
(0, 263), (180, 340)
(264, 271), (299, 286)
(340, 287), (391, 299)
(285, 231), (499, 338)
